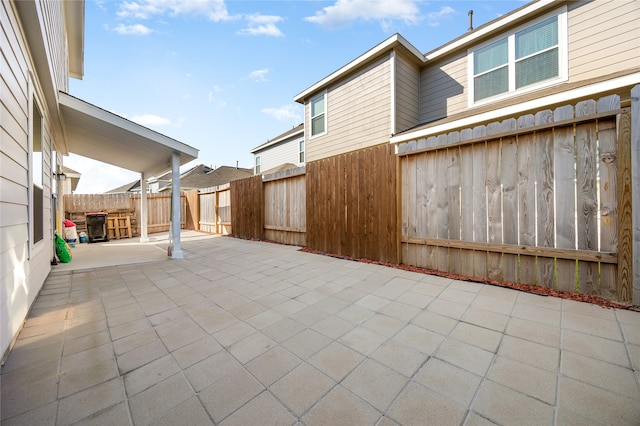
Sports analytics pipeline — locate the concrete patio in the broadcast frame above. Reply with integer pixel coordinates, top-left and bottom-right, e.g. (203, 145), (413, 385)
(1, 233), (639, 425)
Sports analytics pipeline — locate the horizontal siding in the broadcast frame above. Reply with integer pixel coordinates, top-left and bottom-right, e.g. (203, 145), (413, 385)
(1, 0), (54, 358)
(568, 0), (640, 81)
(395, 51), (420, 134)
(417, 2), (639, 122)
(40, 0), (68, 92)
(307, 56), (391, 162)
(419, 52), (467, 123)
(256, 137), (303, 173)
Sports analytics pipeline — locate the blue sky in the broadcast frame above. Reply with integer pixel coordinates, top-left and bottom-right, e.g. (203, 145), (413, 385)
(67, 0), (525, 193)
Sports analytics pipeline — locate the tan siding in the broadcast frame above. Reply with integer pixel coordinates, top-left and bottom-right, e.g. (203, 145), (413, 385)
(568, 0), (640, 81)
(395, 51), (420, 133)
(39, 0), (69, 92)
(307, 56), (391, 162)
(1, 0), (56, 357)
(419, 52), (467, 123)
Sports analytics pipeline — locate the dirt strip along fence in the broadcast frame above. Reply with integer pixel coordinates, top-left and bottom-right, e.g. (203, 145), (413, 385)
(396, 94), (632, 301)
(64, 192), (192, 237)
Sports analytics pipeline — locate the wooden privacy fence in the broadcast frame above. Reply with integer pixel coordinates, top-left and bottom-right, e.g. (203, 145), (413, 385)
(306, 144), (398, 263)
(198, 184), (232, 235)
(397, 94), (632, 301)
(263, 168), (306, 246)
(64, 192), (190, 236)
(231, 175), (263, 240)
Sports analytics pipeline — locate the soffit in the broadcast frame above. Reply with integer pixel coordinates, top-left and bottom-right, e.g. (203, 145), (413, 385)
(59, 92), (198, 177)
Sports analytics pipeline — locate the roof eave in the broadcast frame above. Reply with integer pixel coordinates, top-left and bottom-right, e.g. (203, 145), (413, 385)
(64, 0), (84, 79)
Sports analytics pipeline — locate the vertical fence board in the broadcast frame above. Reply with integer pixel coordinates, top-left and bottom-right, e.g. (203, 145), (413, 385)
(436, 149), (449, 272)
(617, 110), (633, 301)
(597, 95), (620, 297)
(575, 100), (599, 294)
(425, 152), (438, 269)
(535, 110), (556, 287)
(486, 122), (503, 281)
(448, 133), (462, 275)
(517, 114), (537, 285)
(472, 127), (488, 279)
(501, 118), (518, 282)
(459, 129), (475, 278)
(554, 105), (577, 292)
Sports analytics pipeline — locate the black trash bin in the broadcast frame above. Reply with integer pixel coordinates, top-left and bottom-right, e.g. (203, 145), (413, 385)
(86, 212), (108, 243)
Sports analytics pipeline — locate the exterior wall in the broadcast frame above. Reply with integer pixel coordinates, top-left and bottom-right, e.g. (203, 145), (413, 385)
(1, 0), (62, 359)
(419, 0), (640, 124)
(306, 55), (392, 162)
(40, 0), (69, 92)
(567, 0), (640, 82)
(255, 136), (304, 174)
(394, 51), (420, 134)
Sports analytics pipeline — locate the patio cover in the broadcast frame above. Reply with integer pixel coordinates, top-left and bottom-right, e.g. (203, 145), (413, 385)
(58, 91), (199, 258)
(58, 92), (198, 176)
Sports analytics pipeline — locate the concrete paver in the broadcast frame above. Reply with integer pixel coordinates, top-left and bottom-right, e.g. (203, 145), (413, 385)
(1, 233), (640, 425)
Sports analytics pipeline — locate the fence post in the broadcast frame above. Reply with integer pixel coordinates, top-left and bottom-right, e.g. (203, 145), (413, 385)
(617, 101), (633, 302)
(631, 85), (640, 305)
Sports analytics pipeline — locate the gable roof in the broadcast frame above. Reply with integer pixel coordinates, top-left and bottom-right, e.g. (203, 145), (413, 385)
(293, 33), (424, 103)
(251, 123), (304, 154)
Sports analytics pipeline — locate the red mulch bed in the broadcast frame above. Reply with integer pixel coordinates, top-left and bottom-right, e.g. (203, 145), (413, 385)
(298, 247), (639, 312)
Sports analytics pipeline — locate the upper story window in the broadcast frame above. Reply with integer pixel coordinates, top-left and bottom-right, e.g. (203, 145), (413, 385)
(255, 155), (261, 174)
(310, 92), (326, 137)
(298, 139), (305, 163)
(469, 7), (567, 106)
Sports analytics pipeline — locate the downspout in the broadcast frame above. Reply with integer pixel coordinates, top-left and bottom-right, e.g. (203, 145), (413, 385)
(171, 151), (183, 258)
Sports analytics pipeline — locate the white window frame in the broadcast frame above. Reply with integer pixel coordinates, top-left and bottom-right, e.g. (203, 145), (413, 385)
(298, 139), (305, 164)
(255, 155), (261, 174)
(468, 6), (568, 107)
(309, 91), (327, 139)
(29, 86), (46, 252)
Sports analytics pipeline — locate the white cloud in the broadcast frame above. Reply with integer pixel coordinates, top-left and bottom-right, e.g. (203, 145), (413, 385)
(130, 114), (172, 127)
(261, 104), (302, 122)
(426, 6), (455, 27)
(117, 0), (232, 22)
(63, 154), (139, 194)
(248, 69), (270, 82)
(305, 0), (420, 29)
(112, 23), (153, 35)
(238, 14), (284, 37)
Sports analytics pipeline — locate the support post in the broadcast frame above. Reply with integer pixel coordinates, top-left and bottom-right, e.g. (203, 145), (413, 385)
(140, 172), (149, 242)
(171, 152), (183, 258)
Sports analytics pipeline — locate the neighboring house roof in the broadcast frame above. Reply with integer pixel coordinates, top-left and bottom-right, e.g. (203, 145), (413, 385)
(201, 165), (254, 187)
(294, 33), (424, 103)
(155, 164), (253, 192)
(61, 166), (81, 193)
(251, 124), (304, 154)
(261, 163), (298, 176)
(105, 180), (140, 194)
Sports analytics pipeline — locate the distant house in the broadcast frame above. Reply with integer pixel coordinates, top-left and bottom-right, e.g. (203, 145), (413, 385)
(251, 124), (304, 175)
(106, 164), (253, 193)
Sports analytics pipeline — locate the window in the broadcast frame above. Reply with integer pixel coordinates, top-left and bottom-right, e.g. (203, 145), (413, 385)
(255, 155), (261, 174)
(298, 139), (305, 163)
(31, 99), (44, 244)
(310, 93), (326, 137)
(469, 8), (566, 105)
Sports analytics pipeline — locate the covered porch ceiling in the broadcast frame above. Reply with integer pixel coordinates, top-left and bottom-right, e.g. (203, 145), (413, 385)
(59, 92), (198, 177)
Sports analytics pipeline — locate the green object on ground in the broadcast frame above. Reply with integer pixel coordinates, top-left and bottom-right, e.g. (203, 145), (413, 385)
(55, 233), (72, 263)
